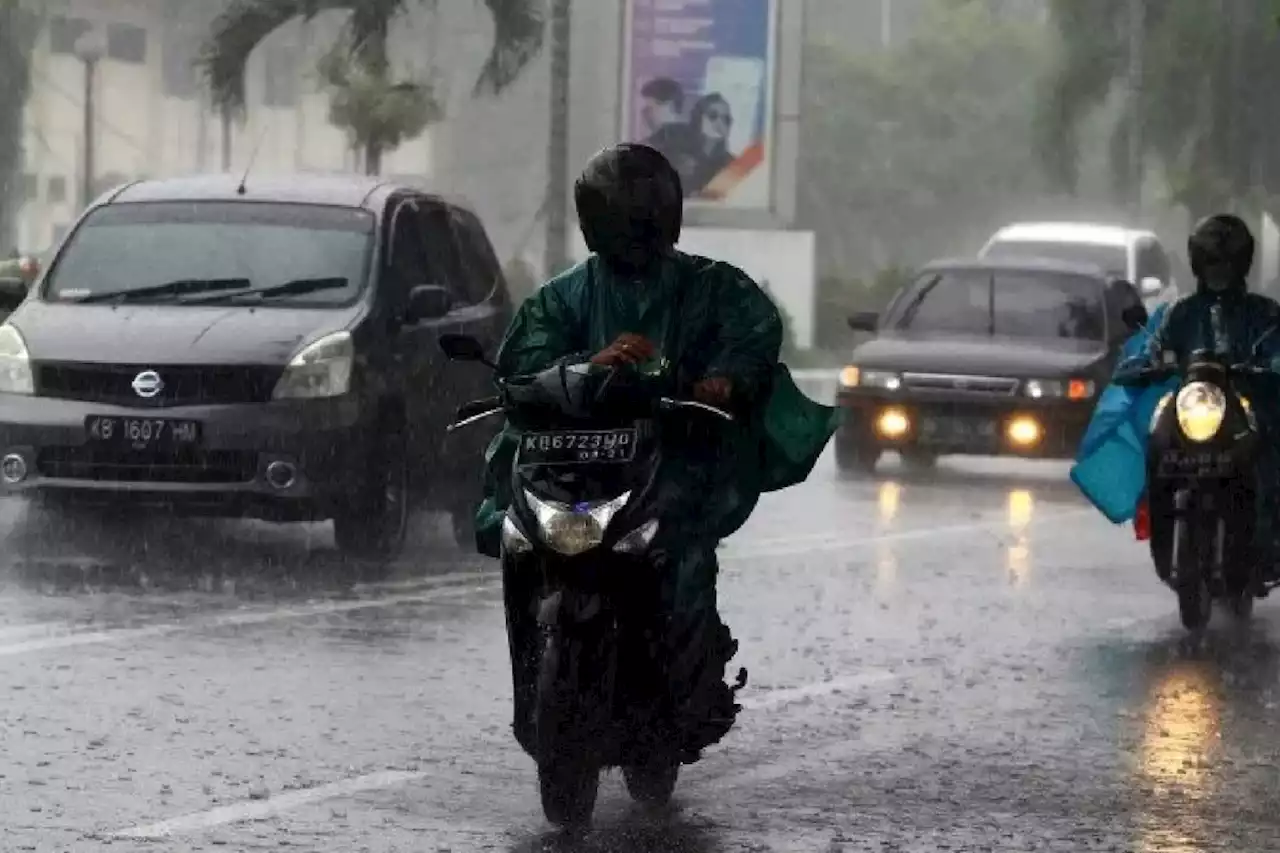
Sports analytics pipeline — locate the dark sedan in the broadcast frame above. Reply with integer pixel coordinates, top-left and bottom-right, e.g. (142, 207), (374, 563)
(835, 258), (1147, 473)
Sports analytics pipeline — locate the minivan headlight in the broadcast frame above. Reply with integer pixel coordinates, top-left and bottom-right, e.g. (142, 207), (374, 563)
(272, 331), (354, 400)
(1175, 381), (1226, 442)
(0, 324), (34, 395)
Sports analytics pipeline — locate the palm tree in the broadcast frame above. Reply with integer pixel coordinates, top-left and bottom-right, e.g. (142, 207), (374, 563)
(199, 0), (545, 175)
(0, 0), (35, 249)
(1038, 0), (1280, 218)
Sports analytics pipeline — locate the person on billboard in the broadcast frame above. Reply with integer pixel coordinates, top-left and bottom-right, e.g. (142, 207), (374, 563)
(638, 77), (696, 175)
(681, 92), (737, 196)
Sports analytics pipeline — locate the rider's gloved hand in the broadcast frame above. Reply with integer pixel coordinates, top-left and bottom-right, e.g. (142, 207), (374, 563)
(590, 333), (656, 367)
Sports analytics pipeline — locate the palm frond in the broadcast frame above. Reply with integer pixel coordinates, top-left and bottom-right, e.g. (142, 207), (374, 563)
(473, 0), (546, 96)
(199, 0), (352, 114)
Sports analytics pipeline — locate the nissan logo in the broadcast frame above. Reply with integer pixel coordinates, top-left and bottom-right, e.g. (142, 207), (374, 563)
(131, 370), (164, 398)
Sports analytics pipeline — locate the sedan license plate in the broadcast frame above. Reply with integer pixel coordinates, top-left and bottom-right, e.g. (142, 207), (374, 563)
(85, 416), (201, 450)
(918, 416), (996, 446)
(519, 429), (637, 466)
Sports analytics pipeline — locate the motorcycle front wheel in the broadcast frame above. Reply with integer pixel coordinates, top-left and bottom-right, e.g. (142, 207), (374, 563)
(623, 760), (679, 805)
(534, 625), (606, 828)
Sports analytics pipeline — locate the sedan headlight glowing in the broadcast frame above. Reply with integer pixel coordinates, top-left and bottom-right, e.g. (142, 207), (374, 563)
(1175, 381), (1226, 442)
(0, 323), (33, 395)
(272, 331), (354, 400)
(523, 490), (631, 556)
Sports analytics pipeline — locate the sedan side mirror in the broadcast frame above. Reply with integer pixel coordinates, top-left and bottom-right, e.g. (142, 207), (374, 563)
(404, 284), (454, 324)
(847, 311), (879, 333)
(0, 278), (26, 312)
(1138, 276), (1164, 298)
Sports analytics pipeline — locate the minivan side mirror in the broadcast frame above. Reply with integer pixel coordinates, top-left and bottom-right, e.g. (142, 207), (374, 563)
(1138, 276), (1164, 298)
(847, 311), (879, 333)
(439, 333), (493, 367)
(404, 284), (454, 324)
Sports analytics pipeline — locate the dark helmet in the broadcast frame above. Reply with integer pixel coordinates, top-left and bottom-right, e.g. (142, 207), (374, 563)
(574, 143), (683, 277)
(1188, 213), (1254, 293)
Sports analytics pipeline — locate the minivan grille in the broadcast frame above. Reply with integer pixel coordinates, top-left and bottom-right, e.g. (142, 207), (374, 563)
(35, 363), (281, 407)
(901, 372), (1020, 395)
(36, 447), (259, 484)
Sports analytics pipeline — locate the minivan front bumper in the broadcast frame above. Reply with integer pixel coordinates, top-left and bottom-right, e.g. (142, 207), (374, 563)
(0, 394), (370, 520)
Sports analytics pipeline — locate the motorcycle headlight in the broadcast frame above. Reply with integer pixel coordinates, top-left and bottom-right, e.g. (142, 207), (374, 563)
(272, 331), (354, 400)
(1175, 381), (1226, 442)
(1150, 391), (1174, 432)
(0, 324), (33, 395)
(523, 490), (631, 556)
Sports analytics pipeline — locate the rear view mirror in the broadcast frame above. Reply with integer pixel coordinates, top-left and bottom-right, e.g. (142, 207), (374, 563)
(1121, 303), (1149, 333)
(1138, 276), (1164, 298)
(847, 312), (879, 333)
(439, 332), (491, 365)
(404, 284), (454, 324)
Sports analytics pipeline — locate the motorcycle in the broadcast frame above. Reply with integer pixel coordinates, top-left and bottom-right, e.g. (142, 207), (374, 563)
(439, 332), (747, 828)
(1124, 311), (1279, 630)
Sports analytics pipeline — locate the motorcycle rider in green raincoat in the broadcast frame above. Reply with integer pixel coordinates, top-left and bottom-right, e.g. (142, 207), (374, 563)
(477, 143), (838, 756)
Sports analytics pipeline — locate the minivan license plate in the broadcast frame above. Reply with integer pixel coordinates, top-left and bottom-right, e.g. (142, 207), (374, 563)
(519, 429), (637, 466)
(85, 416), (201, 450)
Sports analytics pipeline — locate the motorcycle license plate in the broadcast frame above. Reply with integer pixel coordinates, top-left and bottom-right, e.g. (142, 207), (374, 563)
(519, 428), (638, 466)
(1157, 450), (1232, 478)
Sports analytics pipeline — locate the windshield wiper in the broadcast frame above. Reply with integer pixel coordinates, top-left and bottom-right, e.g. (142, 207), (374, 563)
(178, 277), (350, 305)
(74, 278), (252, 304)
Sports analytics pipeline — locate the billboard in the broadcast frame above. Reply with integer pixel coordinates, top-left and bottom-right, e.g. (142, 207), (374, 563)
(620, 0), (778, 210)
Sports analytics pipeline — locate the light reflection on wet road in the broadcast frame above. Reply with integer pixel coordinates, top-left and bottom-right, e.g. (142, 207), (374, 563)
(2, 452), (1280, 850)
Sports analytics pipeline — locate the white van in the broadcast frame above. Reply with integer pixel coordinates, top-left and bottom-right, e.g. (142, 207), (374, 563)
(979, 222), (1179, 311)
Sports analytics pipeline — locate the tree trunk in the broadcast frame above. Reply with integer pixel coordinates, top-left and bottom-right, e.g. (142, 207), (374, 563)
(221, 107), (233, 171)
(365, 142), (382, 176)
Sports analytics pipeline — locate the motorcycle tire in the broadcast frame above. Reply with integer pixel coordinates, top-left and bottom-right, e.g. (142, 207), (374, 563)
(1178, 577), (1212, 631)
(1227, 590), (1255, 620)
(623, 761), (679, 806)
(538, 757), (599, 829)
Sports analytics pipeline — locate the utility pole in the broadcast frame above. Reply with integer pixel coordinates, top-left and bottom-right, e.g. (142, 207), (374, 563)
(1126, 0), (1144, 219)
(880, 0), (892, 49)
(543, 0), (572, 276)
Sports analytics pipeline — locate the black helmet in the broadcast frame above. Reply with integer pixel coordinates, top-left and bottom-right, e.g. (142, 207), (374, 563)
(574, 143), (683, 277)
(1188, 213), (1254, 293)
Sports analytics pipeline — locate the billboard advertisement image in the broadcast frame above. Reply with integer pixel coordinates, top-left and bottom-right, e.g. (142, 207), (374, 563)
(621, 0), (777, 209)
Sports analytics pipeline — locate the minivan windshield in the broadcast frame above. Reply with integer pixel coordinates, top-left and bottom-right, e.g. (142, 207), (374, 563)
(890, 269), (1106, 342)
(984, 239), (1128, 279)
(44, 201), (375, 307)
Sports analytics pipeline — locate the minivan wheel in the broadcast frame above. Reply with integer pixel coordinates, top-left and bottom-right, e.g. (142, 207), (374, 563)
(334, 428), (409, 560)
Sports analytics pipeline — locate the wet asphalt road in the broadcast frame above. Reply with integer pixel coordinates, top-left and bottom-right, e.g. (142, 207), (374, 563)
(3, 453), (1280, 851)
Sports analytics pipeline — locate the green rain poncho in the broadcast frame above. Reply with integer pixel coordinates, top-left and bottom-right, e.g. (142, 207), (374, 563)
(475, 251), (838, 566)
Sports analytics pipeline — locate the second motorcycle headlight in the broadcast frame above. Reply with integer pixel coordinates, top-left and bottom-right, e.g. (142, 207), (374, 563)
(1175, 381), (1226, 442)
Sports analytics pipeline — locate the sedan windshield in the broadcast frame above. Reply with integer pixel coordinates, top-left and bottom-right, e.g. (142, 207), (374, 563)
(891, 269), (1106, 342)
(44, 201), (375, 307)
(984, 239), (1128, 279)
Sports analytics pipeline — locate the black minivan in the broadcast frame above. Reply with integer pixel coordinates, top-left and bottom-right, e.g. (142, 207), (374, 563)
(0, 173), (511, 557)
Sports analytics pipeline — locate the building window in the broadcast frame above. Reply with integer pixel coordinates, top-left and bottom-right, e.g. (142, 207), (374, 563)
(262, 43), (299, 108)
(21, 173), (37, 200)
(49, 15), (91, 55)
(107, 22), (147, 64)
(47, 176), (67, 204)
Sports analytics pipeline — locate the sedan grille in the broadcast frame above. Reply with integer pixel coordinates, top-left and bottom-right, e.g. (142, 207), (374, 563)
(35, 447), (258, 484)
(36, 363), (281, 408)
(901, 372), (1019, 396)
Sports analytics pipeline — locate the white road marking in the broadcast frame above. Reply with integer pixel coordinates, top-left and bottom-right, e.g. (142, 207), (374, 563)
(738, 669), (899, 711)
(110, 669), (899, 840)
(0, 583), (497, 657)
(0, 509), (1102, 658)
